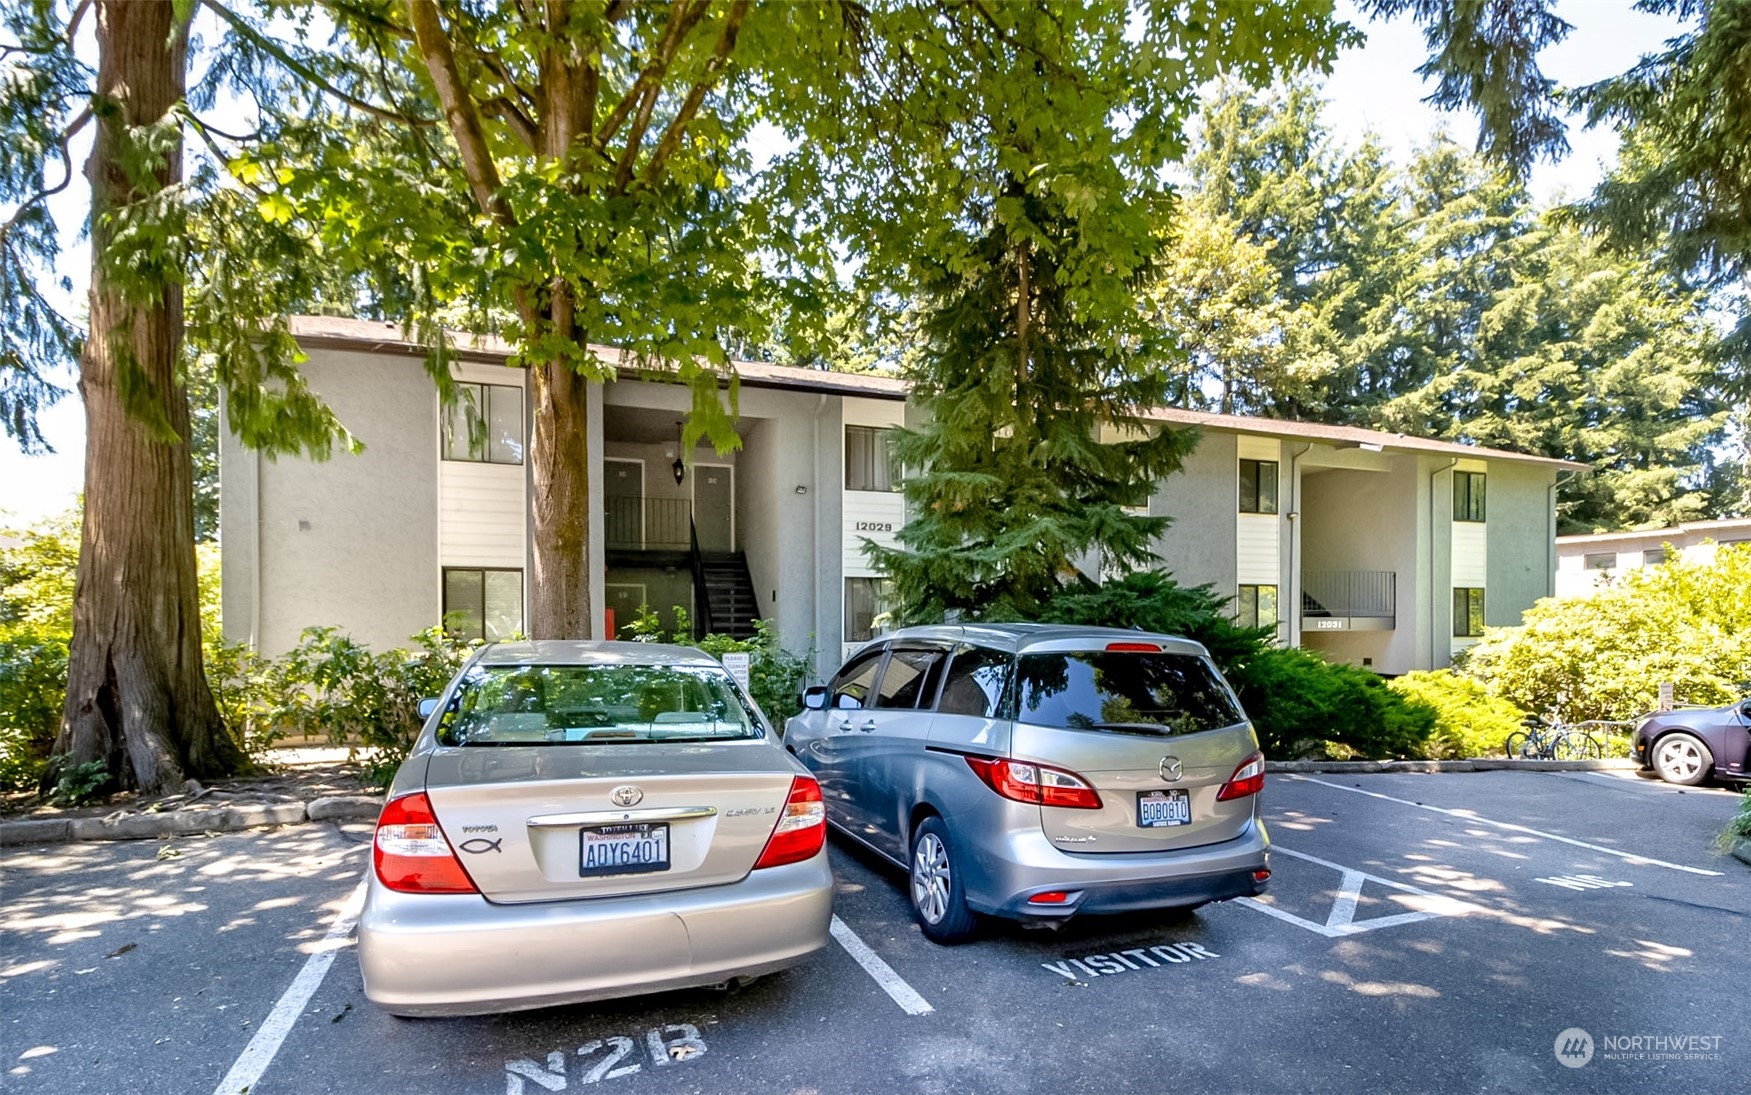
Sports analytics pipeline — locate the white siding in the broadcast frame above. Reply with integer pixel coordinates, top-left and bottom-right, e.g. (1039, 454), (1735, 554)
(843, 491), (903, 576)
(844, 397), (904, 429)
(1237, 435), (1280, 462)
(1451, 521), (1487, 587)
(439, 461), (525, 567)
(1236, 514), (1280, 585)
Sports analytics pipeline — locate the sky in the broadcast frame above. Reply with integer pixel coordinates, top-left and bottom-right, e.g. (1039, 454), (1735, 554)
(0, 1), (1690, 527)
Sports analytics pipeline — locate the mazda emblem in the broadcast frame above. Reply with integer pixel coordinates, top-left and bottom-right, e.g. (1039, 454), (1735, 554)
(1159, 756), (1183, 783)
(610, 784), (644, 807)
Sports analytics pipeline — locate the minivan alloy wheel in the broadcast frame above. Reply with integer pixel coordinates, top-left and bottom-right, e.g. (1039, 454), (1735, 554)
(911, 832), (950, 924)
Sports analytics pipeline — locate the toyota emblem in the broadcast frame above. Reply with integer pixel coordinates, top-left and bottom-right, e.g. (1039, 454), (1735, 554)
(1159, 756), (1183, 783)
(610, 784), (644, 807)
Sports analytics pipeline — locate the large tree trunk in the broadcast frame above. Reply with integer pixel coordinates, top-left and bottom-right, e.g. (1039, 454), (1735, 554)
(48, 0), (243, 797)
(528, 360), (594, 638)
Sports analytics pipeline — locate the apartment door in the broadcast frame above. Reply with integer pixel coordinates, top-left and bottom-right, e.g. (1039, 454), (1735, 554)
(604, 583), (646, 638)
(693, 463), (734, 553)
(605, 459), (644, 548)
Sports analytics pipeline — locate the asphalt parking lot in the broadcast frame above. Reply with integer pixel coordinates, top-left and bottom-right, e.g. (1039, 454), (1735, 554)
(4, 770), (1746, 1095)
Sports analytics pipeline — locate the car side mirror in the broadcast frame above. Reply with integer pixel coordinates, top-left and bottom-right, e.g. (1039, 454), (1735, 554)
(802, 686), (829, 711)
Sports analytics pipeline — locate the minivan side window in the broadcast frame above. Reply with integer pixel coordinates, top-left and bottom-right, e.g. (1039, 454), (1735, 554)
(873, 646), (950, 709)
(934, 646), (1013, 718)
(830, 646), (886, 708)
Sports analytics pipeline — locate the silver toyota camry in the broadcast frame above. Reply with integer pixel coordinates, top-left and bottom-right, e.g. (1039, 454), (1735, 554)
(357, 641), (833, 1017)
(784, 624), (1269, 943)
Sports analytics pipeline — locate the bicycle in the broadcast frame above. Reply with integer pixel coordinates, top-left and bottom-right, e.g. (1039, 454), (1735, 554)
(1503, 715), (1604, 760)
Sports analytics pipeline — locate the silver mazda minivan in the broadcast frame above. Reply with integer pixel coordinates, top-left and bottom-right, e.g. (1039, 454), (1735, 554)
(784, 624), (1270, 942)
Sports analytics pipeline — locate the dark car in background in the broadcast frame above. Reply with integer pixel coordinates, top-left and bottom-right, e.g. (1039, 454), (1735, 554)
(1633, 697), (1751, 786)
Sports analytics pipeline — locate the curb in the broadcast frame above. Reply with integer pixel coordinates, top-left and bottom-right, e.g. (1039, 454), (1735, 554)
(1266, 759), (1640, 774)
(0, 795), (384, 847)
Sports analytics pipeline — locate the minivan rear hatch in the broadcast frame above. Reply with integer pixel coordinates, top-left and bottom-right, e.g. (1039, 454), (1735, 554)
(1008, 642), (1259, 854)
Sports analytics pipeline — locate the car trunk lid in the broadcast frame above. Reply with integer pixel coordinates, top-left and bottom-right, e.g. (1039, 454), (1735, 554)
(422, 741), (799, 903)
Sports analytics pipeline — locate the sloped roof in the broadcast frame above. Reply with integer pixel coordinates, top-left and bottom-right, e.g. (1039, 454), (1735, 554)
(287, 315), (1584, 470)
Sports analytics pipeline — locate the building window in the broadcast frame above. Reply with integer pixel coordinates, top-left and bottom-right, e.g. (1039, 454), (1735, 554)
(443, 382), (524, 464)
(443, 568), (523, 641)
(1584, 552), (1617, 571)
(845, 426), (896, 492)
(1237, 585), (1278, 630)
(1239, 459), (1278, 514)
(844, 577), (895, 642)
(1452, 587), (1485, 638)
(1642, 548), (1667, 566)
(1452, 471), (1486, 522)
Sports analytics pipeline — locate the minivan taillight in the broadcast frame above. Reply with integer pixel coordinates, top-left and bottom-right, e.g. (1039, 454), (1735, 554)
(373, 792), (478, 894)
(964, 756), (1102, 809)
(753, 776), (826, 869)
(1216, 751), (1266, 801)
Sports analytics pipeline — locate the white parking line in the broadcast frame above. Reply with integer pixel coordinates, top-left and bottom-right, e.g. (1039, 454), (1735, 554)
(1236, 846), (1484, 937)
(213, 879), (368, 1095)
(828, 915), (934, 1016)
(1289, 775), (1724, 876)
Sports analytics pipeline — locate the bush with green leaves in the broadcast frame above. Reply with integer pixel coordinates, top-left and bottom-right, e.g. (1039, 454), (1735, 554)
(0, 510), (80, 790)
(1719, 788), (1751, 855)
(1465, 544), (1751, 722)
(625, 605), (814, 726)
(1223, 645), (1436, 760)
(1039, 571), (1434, 759)
(1388, 669), (1528, 759)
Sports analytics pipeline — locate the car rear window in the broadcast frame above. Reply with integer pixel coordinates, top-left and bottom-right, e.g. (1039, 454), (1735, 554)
(1016, 651), (1245, 736)
(439, 664), (763, 746)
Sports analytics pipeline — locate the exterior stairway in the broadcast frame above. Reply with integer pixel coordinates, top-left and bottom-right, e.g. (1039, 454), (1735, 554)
(696, 552), (760, 639)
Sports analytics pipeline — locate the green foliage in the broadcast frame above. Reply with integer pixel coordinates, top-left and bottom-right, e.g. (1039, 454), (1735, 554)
(48, 760), (110, 807)
(1718, 787), (1751, 855)
(1037, 570), (1432, 759)
(1388, 669), (1527, 759)
(257, 626), (476, 786)
(0, 510), (80, 789)
(1224, 646), (1437, 760)
(624, 606), (812, 728)
(1465, 543), (1751, 722)
(1178, 82), (1736, 531)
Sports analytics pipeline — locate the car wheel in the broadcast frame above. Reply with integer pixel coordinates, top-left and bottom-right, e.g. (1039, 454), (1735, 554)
(909, 816), (979, 944)
(1651, 733), (1713, 786)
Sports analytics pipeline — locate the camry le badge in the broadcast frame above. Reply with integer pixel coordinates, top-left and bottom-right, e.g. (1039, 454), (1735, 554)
(610, 784), (644, 807)
(1159, 756), (1183, 782)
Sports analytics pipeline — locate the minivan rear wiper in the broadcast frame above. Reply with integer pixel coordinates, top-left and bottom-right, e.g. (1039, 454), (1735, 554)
(1088, 721), (1172, 735)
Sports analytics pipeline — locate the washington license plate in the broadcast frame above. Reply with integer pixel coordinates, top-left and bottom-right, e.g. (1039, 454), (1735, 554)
(1137, 790), (1191, 828)
(579, 822), (670, 876)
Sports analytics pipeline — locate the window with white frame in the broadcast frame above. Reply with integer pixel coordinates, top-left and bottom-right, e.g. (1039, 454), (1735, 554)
(1452, 587), (1485, 638)
(1237, 584), (1278, 630)
(844, 577), (896, 642)
(1452, 471), (1486, 523)
(1239, 459), (1278, 514)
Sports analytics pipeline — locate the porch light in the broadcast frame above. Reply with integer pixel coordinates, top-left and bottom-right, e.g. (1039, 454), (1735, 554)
(672, 421), (685, 485)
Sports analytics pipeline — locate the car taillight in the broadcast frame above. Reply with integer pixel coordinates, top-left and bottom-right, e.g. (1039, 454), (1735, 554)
(373, 792), (478, 894)
(753, 776), (826, 869)
(1216, 751), (1266, 801)
(964, 756), (1102, 810)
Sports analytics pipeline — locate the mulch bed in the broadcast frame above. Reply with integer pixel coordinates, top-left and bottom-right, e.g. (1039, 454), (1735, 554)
(1, 749), (376, 823)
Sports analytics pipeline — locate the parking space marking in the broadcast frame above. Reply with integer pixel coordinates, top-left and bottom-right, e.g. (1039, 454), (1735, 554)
(504, 1024), (709, 1093)
(1535, 874), (1634, 891)
(1041, 941), (1222, 982)
(1289, 775), (1724, 876)
(1236, 846), (1484, 938)
(828, 915), (934, 1016)
(212, 878), (367, 1095)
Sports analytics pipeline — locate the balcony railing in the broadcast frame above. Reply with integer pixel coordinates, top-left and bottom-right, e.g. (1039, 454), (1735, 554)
(605, 495), (692, 551)
(1302, 570), (1396, 631)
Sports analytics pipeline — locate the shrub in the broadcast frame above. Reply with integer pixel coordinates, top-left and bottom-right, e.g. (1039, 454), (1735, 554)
(1039, 570), (1268, 669)
(626, 605), (814, 726)
(0, 510), (80, 791)
(1224, 645), (1436, 760)
(0, 638), (68, 790)
(1718, 788), (1751, 855)
(1388, 670), (1528, 759)
(1466, 543), (1751, 722)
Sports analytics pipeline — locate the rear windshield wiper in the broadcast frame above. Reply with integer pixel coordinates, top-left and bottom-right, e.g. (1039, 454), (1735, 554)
(1087, 721), (1174, 734)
